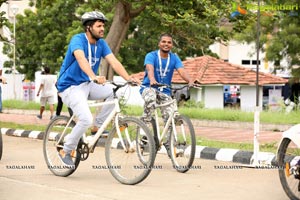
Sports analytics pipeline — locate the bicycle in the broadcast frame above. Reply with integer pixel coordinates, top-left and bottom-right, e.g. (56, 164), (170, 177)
(277, 124), (300, 199)
(43, 81), (156, 185)
(0, 78), (6, 161)
(143, 84), (196, 173)
(0, 128), (2, 160)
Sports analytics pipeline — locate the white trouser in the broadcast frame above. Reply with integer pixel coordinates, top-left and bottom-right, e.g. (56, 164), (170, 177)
(59, 82), (114, 153)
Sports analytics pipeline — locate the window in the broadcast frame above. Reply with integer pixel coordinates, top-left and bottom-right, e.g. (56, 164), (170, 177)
(252, 60), (261, 65)
(242, 60), (251, 65)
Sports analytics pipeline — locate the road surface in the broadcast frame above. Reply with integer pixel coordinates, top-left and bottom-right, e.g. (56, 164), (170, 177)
(0, 135), (289, 200)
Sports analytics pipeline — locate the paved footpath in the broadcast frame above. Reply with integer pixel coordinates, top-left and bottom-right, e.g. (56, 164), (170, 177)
(0, 109), (292, 165)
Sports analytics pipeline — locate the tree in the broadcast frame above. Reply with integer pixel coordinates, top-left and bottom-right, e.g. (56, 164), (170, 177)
(78, 0), (234, 79)
(0, 0), (9, 42)
(117, 0), (234, 74)
(65, 0), (235, 79)
(2, 0), (82, 79)
(95, 1), (149, 79)
(3, 0), (235, 80)
(232, 0), (300, 76)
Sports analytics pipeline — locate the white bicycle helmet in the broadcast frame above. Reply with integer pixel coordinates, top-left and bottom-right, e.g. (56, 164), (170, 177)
(81, 11), (108, 25)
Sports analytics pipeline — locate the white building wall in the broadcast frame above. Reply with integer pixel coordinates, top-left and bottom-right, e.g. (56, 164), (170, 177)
(209, 40), (272, 73)
(203, 86), (223, 109)
(1, 74), (24, 100)
(190, 87), (202, 103)
(240, 86), (263, 112)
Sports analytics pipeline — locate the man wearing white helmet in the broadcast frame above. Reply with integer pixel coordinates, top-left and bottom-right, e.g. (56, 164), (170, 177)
(56, 11), (139, 167)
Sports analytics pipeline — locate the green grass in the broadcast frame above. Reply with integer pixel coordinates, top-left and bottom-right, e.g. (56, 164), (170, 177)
(4, 99), (41, 110)
(197, 138), (278, 153)
(4, 99), (300, 125)
(123, 105), (300, 125)
(0, 121), (47, 132)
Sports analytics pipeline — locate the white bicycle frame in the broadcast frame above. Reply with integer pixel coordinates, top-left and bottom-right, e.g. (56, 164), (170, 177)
(57, 97), (134, 153)
(153, 98), (181, 146)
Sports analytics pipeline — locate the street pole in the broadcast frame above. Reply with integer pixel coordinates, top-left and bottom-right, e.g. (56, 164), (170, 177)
(253, 0), (260, 166)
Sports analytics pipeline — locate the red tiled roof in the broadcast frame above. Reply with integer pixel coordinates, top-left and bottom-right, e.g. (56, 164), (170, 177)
(132, 55), (288, 86)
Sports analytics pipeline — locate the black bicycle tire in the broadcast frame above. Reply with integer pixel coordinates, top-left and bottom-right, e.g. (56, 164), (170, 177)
(0, 129), (2, 160)
(43, 115), (81, 177)
(150, 117), (160, 152)
(105, 116), (156, 185)
(278, 138), (300, 200)
(169, 115), (196, 173)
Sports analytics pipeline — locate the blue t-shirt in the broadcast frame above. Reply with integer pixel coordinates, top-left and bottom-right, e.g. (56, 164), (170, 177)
(57, 33), (112, 92)
(140, 50), (183, 96)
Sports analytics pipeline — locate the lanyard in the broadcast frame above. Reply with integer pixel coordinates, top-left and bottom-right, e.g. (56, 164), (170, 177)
(157, 50), (170, 79)
(85, 34), (97, 68)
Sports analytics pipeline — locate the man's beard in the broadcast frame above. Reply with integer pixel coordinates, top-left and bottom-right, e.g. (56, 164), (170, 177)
(89, 29), (102, 41)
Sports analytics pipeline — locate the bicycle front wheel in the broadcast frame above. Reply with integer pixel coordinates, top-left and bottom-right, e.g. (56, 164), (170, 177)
(105, 117), (156, 185)
(278, 138), (300, 200)
(43, 116), (81, 177)
(169, 115), (196, 173)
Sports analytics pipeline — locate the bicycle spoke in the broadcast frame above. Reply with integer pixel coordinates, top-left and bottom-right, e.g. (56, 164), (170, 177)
(169, 115), (196, 173)
(105, 117), (155, 185)
(43, 116), (81, 177)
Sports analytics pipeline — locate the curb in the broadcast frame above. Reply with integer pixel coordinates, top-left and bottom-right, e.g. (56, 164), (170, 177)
(0, 128), (277, 166)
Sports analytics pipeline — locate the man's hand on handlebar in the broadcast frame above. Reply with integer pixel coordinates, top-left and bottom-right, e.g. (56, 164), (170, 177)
(93, 76), (107, 84)
(149, 78), (158, 86)
(0, 76), (7, 84)
(127, 75), (141, 86)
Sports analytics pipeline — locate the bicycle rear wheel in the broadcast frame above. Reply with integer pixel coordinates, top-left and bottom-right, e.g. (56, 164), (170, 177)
(0, 129), (2, 160)
(278, 138), (300, 200)
(105, 117), (156, 185)
(169, 115), (196, 173)
(43, 116), (81, 177)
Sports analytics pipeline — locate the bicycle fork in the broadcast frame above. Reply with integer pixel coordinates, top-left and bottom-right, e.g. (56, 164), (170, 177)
(115, 114), (135, 153)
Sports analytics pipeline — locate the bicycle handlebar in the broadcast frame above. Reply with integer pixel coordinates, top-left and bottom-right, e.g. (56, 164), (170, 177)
(0, 79), (7, 84)
(151, 83), (200, 91)
(93, 80), (139, 95)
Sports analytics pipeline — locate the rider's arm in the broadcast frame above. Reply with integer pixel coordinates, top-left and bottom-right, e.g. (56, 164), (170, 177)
(104, 53), (131, 81)
(177, 68), (193, 86)
(105, 53), (141, 84)
(145, 64), (158, 85)
(73, 49), (98, 81)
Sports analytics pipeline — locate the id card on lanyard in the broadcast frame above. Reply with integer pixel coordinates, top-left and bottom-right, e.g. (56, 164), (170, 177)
(157, 50), (170, 83)
(85, 34), (97, 80)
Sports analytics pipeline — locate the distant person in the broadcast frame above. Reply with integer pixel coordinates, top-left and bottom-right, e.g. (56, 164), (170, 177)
(36, 66), (56, 119)
(55, 72), (73, 117)
(0, 60), (6, 113)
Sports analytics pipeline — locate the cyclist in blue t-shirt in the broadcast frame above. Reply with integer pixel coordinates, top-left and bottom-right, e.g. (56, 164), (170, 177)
(140, 33), (193, 123)
(56, 11), (139, 167)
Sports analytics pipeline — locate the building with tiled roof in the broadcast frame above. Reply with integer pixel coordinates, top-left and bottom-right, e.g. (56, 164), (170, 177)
(132, 56), (288, 111)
